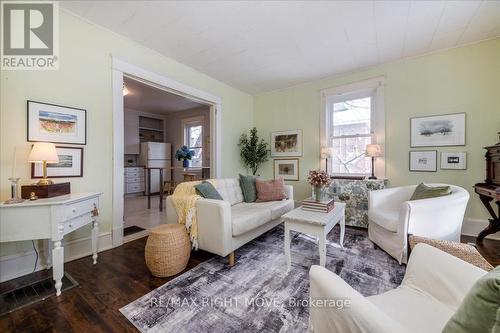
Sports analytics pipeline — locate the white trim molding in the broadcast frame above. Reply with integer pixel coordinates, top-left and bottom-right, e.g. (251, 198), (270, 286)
(0, 232), (113, 283)
(320, 76), (385, 178)
(111, 57), (222, 248)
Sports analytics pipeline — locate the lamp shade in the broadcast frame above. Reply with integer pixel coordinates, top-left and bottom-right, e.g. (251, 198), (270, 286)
(320, 147), (335, 159)
(28, 142), (59, 163)
(365, 144), (382, 157)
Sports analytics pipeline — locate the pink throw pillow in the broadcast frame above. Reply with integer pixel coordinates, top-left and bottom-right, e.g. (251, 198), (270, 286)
(256, 178), (287, 202)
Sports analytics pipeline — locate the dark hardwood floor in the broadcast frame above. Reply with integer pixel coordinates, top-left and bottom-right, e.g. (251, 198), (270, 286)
(0, 237), (214, 333)
(0, 231), (498, 333)
(461, 235), (500, 266)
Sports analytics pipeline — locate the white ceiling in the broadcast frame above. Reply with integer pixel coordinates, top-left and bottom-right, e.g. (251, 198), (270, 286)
(123, 76), (206, 114)
(62, 1), (500, 94)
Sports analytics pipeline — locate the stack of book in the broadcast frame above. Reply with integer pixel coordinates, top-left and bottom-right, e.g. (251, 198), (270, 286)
(302, 197), (335, 213)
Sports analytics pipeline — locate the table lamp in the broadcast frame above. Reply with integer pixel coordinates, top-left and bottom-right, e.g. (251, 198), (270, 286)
(29, 142), (59, 185)
(366, 144), (382, 179)
(320, 147), (335, 174)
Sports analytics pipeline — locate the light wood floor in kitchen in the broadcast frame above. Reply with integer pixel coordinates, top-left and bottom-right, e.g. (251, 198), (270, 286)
(123, 195), (167, 241)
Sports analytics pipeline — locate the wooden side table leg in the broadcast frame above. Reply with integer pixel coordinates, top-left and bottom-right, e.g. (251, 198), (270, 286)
(92, 219), (99, 264)
(319, 231), (326, 267)
(52, 240), (64, 296)
(284, 223), (291, 271)
(340, 212), (345, 249)
(477, 195), (500, 242)
(159, 169), (164, 212)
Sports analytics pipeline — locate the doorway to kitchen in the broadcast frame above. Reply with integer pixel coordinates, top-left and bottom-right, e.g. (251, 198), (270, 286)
(122, 77), (212, 240)
(112, 59), (222, 246)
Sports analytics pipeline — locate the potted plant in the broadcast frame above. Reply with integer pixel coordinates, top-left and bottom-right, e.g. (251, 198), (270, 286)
(307, 170), (331, 202)
(175, 145), (195, 168)
(238, 127), (269, 175)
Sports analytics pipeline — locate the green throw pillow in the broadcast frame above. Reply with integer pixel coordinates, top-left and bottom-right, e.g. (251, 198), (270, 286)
(194, 181), (223, 200)
(410, 183), (451, 200)
(239, 174), (257, 202)
(443, 266), (500, 333)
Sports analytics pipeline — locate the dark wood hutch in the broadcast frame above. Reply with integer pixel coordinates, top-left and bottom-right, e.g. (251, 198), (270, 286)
(473, 132), (500, 241)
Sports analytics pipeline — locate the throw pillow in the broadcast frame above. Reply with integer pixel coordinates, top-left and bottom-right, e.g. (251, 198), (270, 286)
(194, 181), (223, 200)
(255, 178), (287, 202)
(442, 265), (500, 333)
(239, 174), (257, 202)
(410, 183), (451, 200)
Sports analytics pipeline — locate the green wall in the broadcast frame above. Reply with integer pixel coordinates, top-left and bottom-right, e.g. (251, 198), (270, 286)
(255, 38), (500, 222)
(1, 9), (499, 266)
(0, 10), (253, 257)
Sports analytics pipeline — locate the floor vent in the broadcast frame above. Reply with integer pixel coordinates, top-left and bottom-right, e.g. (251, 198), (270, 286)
(0, 273), (78, 316)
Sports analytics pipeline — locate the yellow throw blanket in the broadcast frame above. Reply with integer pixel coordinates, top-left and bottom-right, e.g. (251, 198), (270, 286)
(171, 180), (216, 249)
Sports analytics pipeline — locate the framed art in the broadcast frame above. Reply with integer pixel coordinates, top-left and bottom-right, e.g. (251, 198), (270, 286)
(27, 100), (87, 145)
(409, 150), (437, 172)
(274, 159), (299, 181)
(32, 146), (84, 178)
(271, 129), (302, 157)
(441, 152), (467, 170)
(410, 113), (465, 147)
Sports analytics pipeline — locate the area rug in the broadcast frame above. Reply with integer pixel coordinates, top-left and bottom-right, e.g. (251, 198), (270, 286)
(120, 225), (406, 333)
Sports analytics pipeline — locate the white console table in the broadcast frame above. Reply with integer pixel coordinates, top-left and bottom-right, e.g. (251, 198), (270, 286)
(0, 192), (102, 296)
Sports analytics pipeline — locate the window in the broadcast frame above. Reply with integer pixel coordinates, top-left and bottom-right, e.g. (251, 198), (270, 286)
(321, 78), (384, 177)
(184, 121), (203, 168)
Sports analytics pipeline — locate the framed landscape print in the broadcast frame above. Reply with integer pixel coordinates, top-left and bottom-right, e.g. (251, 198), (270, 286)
(410, 113), (465, 147)
(441, 152), (467, 170)
(271, 129), (302, 157)
(409, 150), (437, 172)
(274, 159), (299, 181)
(32, 146), (84, 178)
(28, 100), (87, 145)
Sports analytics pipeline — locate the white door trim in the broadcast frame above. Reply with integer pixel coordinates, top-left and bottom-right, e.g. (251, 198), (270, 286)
(111, 57), (222, 248)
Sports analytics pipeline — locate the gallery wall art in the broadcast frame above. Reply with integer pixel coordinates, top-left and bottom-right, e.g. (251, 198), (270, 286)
(409, 150), (437, 172)
(410, 113), (465, 147)
(274, 159), (299, 181)
(27, 100), (87, 145)
(31, 146), (84, 178)
(271, 129), (302, 157)
(441, 152), (467, 170)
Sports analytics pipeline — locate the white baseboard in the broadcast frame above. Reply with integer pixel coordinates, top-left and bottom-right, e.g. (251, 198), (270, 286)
(0, 232), (113, 283)
(462, 218), (500, 241)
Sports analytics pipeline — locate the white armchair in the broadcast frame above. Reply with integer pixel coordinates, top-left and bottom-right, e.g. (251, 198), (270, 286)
(367, 184), (469, 263)
(309, 243), (487, 333)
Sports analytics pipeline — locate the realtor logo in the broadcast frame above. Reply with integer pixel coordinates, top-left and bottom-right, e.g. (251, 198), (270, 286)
(1, 1), (59, 70)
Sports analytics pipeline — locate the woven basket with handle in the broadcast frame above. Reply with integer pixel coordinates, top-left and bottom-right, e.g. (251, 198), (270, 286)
(145, 224), (191, 277)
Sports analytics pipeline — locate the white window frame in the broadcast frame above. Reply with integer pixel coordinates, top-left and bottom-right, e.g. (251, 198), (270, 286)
(182, 116), (205, 168)
(320, 77), (385, 178)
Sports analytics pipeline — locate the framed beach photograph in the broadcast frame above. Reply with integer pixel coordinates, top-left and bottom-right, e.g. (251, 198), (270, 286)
(271, 129), (302, 157)
(274, 159), (299, 181)
(27, 100), (87, 145)
(441, 152), (467, 170)
(409, 150), (437, 172)
(410, 113), (465, 147)
(32, 146), (84, 178)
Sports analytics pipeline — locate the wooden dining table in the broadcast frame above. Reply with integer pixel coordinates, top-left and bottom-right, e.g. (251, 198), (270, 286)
(145, 166), (211, 212)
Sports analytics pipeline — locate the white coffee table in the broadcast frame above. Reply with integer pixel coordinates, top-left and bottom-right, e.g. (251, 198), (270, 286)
(282, 202), (346, 270)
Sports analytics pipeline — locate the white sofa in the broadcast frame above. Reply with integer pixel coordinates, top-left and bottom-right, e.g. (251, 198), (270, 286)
(309, 243), (487, 333)
(165, 178), (294, 263)
(368, 184), (469, 264)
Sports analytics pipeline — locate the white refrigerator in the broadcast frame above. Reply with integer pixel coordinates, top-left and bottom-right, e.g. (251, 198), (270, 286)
(139, 142), (171, 194)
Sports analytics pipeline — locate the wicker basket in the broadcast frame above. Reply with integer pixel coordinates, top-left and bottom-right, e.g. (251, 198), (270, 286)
(145, 224), (191, 277)
(409, 235), (493, 271)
